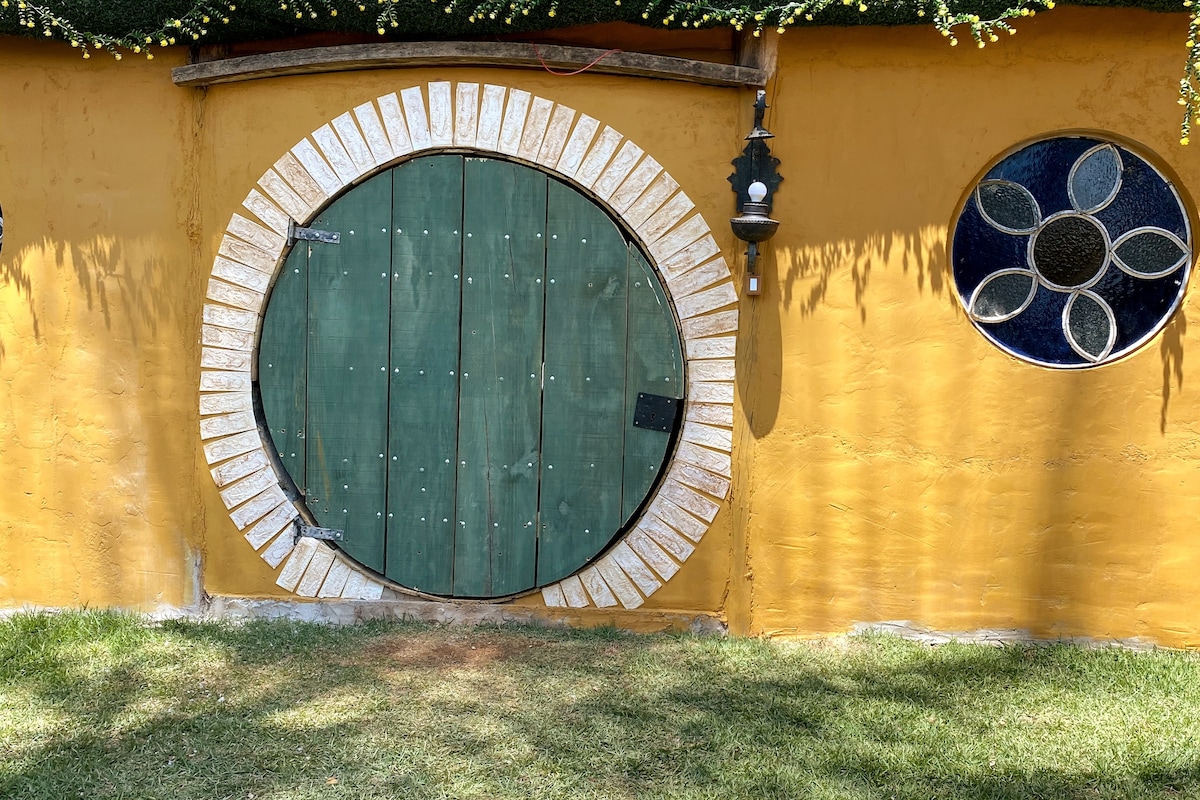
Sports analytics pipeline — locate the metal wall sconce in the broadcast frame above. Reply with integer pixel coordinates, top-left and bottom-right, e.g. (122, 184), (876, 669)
(729, 90), (782, 296)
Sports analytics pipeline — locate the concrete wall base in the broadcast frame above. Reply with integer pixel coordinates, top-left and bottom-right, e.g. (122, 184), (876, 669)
(201, 595), (729, 634)
(852, 621), (1160, 651)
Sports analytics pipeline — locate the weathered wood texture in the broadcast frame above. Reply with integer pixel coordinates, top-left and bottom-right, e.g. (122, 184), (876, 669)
(536, 179), (631, 585)
(305, 171), (392, 572)
(622, 246), (685, 523)
(172, 42), (767, 89)
(259, 245), (309, 489)
(385, 155), (464, 596)
(453, 157), (546, 597)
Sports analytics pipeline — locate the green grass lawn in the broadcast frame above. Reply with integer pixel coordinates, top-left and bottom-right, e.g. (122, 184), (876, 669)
(1, 611), (1199, 799)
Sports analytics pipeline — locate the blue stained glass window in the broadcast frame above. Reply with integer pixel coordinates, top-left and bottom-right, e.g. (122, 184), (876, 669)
(952, 136), (1193, 368)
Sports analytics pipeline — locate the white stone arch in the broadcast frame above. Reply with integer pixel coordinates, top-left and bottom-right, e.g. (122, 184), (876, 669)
(199, 81), (738, 609)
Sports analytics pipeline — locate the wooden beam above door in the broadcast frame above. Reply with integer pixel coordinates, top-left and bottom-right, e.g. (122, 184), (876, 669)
(171, 41), (768, 89)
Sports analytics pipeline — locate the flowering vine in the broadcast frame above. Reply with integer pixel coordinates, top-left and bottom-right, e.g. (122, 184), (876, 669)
(1, 0), (1197, 141)
(0, 0), (236, 59)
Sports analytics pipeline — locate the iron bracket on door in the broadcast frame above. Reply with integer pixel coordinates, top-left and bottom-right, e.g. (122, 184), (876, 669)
(632, 392), (683, 433)
(294, 521), (345, 544)
(288, 219), (341, 246)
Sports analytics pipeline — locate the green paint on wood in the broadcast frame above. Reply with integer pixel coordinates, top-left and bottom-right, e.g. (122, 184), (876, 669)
(536, 180), (630, 585)
(306, 170), (393, 572)
(259, 244), (309, 493)
(454, 158), (546, 597)
(622, 246), (684, 522)
(385, 156), (464, 595)
(256, 155), (688, 598)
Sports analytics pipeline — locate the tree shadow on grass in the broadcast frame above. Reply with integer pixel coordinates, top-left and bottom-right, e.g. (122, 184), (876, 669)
(2, 616), (1199, 800)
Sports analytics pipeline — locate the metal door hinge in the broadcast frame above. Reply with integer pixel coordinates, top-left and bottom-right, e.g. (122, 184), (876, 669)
(632, 392), (682, 433)
(288, 220), (341, 246)
(294, 521), (345, 544)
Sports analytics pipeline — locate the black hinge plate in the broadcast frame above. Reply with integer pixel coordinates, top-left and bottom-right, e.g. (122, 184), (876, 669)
(294, 522), (345, 544)
(288, 220), (341, 245)
(633, 392), (682, 433)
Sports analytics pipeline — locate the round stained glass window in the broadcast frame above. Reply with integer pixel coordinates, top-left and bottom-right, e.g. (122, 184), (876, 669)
(951, 135), (1194, 368)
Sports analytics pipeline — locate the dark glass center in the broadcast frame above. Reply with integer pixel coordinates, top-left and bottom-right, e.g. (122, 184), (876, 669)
(1032, 215), (1107, 288)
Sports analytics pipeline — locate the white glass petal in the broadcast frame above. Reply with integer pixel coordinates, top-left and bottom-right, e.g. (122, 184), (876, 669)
(976, 180), (1041, 234)
(969, 269), (1037, 323)
(1063, 291), (1117, 362)
(1068, 144), (1122, 213)
(1111, 227), (1191, 278)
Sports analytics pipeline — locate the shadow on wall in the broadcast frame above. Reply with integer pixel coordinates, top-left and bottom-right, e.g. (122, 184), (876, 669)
(0, 234), (198, 609)
(737, 224), (957, 440)
(777, 226), (952, 323)
(38, 236), (180, 345)
(1161, 312), (1186, 433)
(4, 615), (1198, 799)
(735, 208), (1192, 637)
(0, 244), (39, 366)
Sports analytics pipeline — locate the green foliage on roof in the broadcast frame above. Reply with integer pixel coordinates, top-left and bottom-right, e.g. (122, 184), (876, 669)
(0, 0), (1183, 47)
(0, 0), (1198, 140)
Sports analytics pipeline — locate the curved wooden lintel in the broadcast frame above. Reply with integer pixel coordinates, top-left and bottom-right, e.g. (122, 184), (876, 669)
(171, 40), (767, 89)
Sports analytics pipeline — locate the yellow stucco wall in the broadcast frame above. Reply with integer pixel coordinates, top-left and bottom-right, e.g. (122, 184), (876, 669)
(2, 6), (1200, 645)
(741, 7), (1200, 645)
(0, 41), (202, 610)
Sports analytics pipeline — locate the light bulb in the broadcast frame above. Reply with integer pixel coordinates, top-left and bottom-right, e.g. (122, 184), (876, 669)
(748, 181), (768, 203)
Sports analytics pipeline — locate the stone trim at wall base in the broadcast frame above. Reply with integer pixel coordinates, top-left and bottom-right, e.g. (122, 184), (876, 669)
(849, 621), (1159, 651)
(199, 596), (727, 633)
(0, 599), (726, 634)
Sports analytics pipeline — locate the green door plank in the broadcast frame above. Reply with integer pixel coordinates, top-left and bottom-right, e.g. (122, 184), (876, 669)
(453, 157), (546, 597)
(385, 155), (464, 595)
(536, 180), (631, 585)
(259, 244), (308, 494)
(305, 171), (393, 573)
(621, 245), (684, 523)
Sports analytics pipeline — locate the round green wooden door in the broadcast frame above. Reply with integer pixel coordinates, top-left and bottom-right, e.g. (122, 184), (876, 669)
(259, 155), (684, 598)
